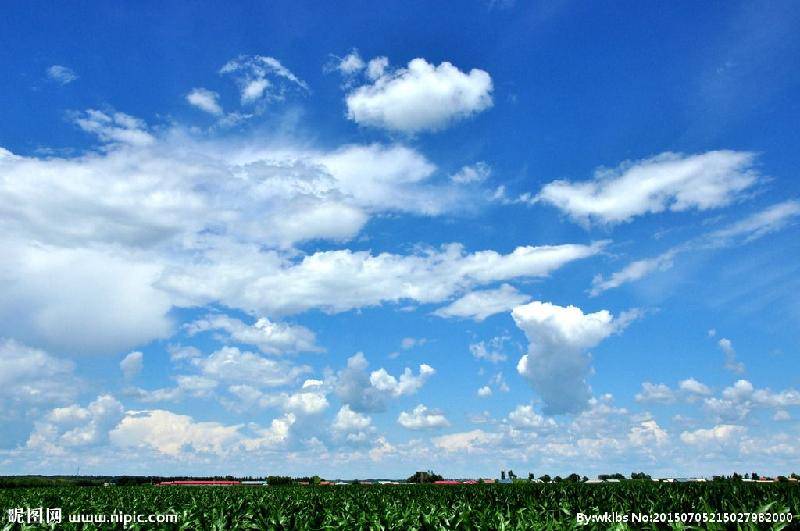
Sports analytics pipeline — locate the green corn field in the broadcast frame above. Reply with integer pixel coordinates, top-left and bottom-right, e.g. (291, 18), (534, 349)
(2, 482), (799, 530)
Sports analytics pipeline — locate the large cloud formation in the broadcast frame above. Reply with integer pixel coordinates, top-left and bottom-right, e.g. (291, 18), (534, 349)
(512, 301), (634, 414)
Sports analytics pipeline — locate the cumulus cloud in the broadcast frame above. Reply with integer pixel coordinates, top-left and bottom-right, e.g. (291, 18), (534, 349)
(28, 395), (124, 454)
(345, 57), (493, 133)
(46, 65), (78, 85)
(120, 351), (143, 380)
(536, 151), (761, 225)
(332, 405), (372, 431)
(512, 301), (635, 414)
(628, 419), (668, 447)
(635, 378), (712, 405)
(331, 353), (434, 413)
(369, 364), (435, 397)
(635, 382), (675, 404)
(110, 409), (240, 456)
(185, 314), (320, 355)
(397, 404), (449, 430)
(433, 284), (530, 321)
(477, 386), (492, 397)
(193, 346), (310, 387)
(718, 338), (745, 374)
(186, 88), (223, 115)
(432, 429), (500, 453)
(507, 405), (556, 430)
(678, 378), (712, 397)
(0, 339), (78, 414)
(680, 424), (744, 446)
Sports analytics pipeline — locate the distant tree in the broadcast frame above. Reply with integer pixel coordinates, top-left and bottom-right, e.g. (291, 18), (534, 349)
(501, 470), (506, 480)
(553, 476), (563, 482)
(582, 476), (588, 482)
(528, 473), (535, 481)
(539, 474), (551, 483)
(406, 471), (442, 483)
(630, 472), (651, 480)
(752, 472), (759, 480)
(566, 473), (581, 482)
(508, 470), (516, 480)
(791, 473), (799, 480)
(777, 476), (788, 482)
(266, 476), (293, 486)
(732, 472), (742, 481)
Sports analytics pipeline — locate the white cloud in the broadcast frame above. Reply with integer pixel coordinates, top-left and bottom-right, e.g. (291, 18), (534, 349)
(678, 378), (711, 397)
(680, 424), (744, 446)
(718, 338), (745, 374)
(507, 405), (556, 430)
(185, 314), (320, 355)
(186, 88), (223, 115)
(707, 200), (800, 243)
(433, 284), (530, 321)
(773, 410), (790, 421)
(73, 109), (154, 146)
(120, 351), (143, 380)
(469, 337), (509, 364)
(336, 50), (365, 75)
(366, 57), (389, 81)
(332, 405), (372, 432)
(369, 364), (435, 397)
(168, 345), (201, 362)
(512, 301), (634, 414)
(590, 250), (677, 296)
(635, 382), (675, 404)
(168, 241), (604, 318)
(0, 339), (78, 413)
(589, 201), (799, 295)
(346, 58), (493, 133)
(28, 395), (124, 453)
(700, 379), (800, 422)
(628, 419), (668, 447)
(537, 151), (760, 225)
(477, 386), (492, 397)
(127, 374), (218, 404)
(0, 125), (599, 356)
(46, 65), (78, 85)
(193, 346), (310, 387)
(397, 404), (449, 430)
(110, 409), (243, 456)
(285, 390), (329, 415)
(331, 353), (435, 413)
(0, 241), (173, 355)
(220, 55), (307, 104)
(432, 429), (500, 453)
(451, 162), (491, 184)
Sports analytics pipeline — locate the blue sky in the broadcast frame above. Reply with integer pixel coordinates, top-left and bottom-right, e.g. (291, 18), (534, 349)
(1, 1), (799, 479)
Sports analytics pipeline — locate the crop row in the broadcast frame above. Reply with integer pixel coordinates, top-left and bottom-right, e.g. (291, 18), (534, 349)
(2, 482), (798, 530)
